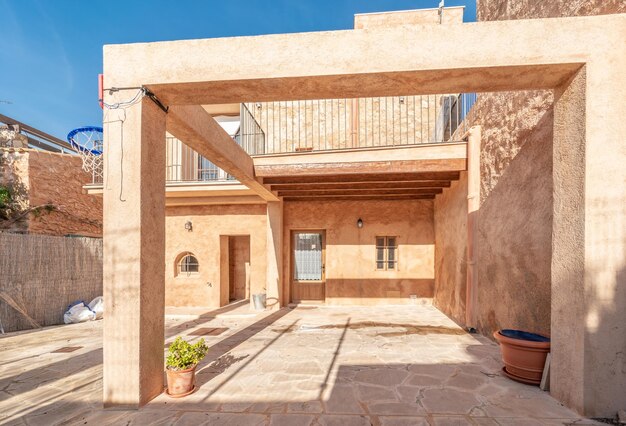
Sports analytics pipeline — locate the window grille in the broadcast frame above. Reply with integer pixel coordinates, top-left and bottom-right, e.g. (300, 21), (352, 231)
(376, 237), (398, 270)
(178, 253), (199, 275)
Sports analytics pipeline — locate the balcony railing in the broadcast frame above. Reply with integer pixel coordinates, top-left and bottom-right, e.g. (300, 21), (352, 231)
(91, 93), (476, 184)
(243, 93), (476, 155)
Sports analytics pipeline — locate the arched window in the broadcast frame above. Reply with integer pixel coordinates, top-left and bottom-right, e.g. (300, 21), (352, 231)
(177, 252), (199, 276)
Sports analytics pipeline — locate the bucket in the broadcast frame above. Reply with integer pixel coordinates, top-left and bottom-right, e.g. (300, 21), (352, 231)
(252, 293), (266, 310)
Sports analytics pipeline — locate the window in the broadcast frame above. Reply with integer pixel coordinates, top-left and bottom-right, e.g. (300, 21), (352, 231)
(293, 232), (323, 281)
(177, 253), (199, 276)
(376, 237), (398, 270)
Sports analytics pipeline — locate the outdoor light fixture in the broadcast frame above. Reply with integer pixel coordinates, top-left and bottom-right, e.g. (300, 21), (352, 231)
(184, 221), (193, 232)
(357, 218), (364, 228)
(399, 96), (405, 104)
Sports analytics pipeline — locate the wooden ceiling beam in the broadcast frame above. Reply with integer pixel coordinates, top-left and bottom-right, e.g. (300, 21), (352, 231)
(284, 194), (436, 202)
(277, 188), (443, 197)
(262, 171), (461, 185)
(269, 180), (452, 190)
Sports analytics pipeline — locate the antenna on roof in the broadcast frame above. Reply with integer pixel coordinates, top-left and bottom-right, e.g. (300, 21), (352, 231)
(438, 0), (445, 24)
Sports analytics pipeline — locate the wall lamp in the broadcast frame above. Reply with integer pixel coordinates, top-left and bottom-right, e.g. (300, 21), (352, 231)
(184, 221), (193, 232)
(357, 218), (364, 229)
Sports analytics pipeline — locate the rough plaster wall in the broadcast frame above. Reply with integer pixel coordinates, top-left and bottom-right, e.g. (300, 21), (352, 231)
(477, 0), (626, 21)
(165, 204), (266, 308)
(26, 150), (102, 237)
(0, 149), (30, 232)
(470, 0), (626, 340)
(0, 233), (102, 332)
(283, 199), (435, 305)
(433, 172), (468, 326)
(476, 106), (554, 336)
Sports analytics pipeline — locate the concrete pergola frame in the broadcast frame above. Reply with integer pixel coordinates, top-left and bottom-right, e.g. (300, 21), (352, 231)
(102, 14), (626, 416)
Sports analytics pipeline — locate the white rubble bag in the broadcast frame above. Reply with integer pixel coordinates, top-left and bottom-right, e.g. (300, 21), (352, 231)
(88, 296), (104, 320)
(63, 301), (96, 324)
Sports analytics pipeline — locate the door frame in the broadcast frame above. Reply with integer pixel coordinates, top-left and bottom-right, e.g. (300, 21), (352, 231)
(289, 229), (326, 303)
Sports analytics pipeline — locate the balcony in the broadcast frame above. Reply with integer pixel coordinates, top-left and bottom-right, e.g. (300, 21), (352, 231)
(90, 93), (475, 185)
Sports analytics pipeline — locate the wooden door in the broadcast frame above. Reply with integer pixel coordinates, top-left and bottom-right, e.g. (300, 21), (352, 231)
(291, 231), (326, 302)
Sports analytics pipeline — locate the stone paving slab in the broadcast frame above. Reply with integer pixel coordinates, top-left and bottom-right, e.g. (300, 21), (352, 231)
(0, 304), (601, 425)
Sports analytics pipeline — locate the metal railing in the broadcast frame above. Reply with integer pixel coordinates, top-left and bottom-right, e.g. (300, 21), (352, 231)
(242, 93), (477, 155)
(92, 93), (477, 184)
(0, 113), (76, 154)
(166, 137), (236, 183)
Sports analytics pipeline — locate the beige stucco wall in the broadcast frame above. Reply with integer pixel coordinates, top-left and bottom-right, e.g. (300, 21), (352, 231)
(0, 149), (102, 236)
(283, 199), (435, 305)
(433, 172), (468, 325)
(164, 204), (266, 307)
(354, 6), (464, 28)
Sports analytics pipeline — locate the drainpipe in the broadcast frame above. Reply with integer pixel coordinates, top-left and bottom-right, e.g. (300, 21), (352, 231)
(465, 125), (481, 331)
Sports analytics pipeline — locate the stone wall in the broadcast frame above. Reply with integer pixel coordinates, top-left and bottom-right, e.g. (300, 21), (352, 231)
(0, 149), (102, 237)
(27, 150), (102, 236)
(246, 95), (449, 154)
(477, 0), (626, 21)
(0, 149), (30, 232)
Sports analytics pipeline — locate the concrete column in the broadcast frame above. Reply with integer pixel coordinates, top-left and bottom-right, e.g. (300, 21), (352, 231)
(552, 63), (626, 416)
(266, 200), (283, 309)
(102, 95), (166, 408)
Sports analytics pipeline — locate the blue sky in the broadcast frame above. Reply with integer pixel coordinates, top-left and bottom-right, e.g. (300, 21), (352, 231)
(0, 0), (476, 140)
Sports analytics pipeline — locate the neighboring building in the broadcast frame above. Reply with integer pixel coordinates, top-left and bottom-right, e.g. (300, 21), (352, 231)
(0, 115), (103, 236)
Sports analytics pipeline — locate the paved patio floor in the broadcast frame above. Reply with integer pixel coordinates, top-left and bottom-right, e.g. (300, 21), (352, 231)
(0, 303), (600, 425)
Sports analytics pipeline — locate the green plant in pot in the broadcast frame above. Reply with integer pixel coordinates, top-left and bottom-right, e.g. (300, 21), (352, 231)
(165, 337), (209, 397)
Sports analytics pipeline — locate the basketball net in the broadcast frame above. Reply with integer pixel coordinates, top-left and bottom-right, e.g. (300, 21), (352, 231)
(67, 127), (104, 184)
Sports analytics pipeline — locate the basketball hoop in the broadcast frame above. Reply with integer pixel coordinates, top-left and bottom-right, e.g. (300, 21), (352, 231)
(67, 126), (104, 183)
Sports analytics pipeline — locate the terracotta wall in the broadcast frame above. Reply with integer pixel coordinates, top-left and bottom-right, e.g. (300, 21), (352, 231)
(164, 204), (266, 307)
(283, 199), (435, 305)
(0, 149), (102, 236)
(433, 172), (467, 325)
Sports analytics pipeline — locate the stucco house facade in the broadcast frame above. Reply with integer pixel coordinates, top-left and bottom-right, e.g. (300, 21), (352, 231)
(93, 2), (626, 420)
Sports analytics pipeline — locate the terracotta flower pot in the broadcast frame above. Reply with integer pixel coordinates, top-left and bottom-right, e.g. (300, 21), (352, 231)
(494, 329), (550, 385)
(166, 365), (197, 397)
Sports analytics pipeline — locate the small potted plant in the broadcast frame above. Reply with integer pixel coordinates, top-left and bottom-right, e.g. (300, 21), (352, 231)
(165, 337), (209, 397)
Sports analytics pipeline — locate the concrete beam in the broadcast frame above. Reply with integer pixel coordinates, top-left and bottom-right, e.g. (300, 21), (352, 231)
(102, 16), (624, 104)
(166, 105), (278, 201)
